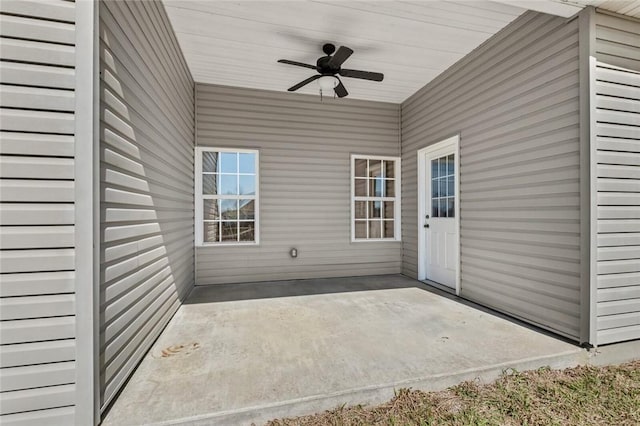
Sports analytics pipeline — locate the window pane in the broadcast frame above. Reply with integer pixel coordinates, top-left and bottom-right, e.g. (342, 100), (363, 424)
(368, 160), (382, 178)
(220, 174), (238, 195)
(355, 201), (367, 219)
(439, 199), (447, 218)
(203, 199), (219, 220)
(385, 180), (395, 197)
(239, 153), (255, 174)
(220, 199), (238, 220)
(383, 201), (394, 219)
(447, 197), (455, 218)
(239, 221), (255, 242)
(203, 222), (219, 243)
(439, 178), (447, 198)
(432, 178), (439, 198)
(355, 221), (367, 239)
(221, 221), (238, 242)
(448, 176), (454, 198)
(220, 152), (237, 173)
(384, 160), (395, 179)
(354, 159), (367, 177)
(439, 155), (447, 176)
(355, 178), (367, 197)
(370, 178), (383, 197)
(238, 199), (254, 220)
(202, 174), (219, 195)
(447, 154), (455, 176)
(369, 201), (381, 218)
(369, 220), (382, 239)
(239, 175), (255, 195)
(432, 158), (439, 179)
(432, 199), (439, 218)
(202, 151), (218, 173)
(384, 220), (394, 239)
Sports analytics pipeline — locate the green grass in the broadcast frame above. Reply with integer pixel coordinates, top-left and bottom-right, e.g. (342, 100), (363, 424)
(266, 360), (640, 426)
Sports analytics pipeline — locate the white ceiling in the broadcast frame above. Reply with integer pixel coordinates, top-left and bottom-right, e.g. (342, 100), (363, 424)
(163, 1), (637, 103)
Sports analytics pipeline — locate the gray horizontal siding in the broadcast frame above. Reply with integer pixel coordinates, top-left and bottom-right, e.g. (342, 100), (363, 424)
(99, 0), (194, 412)
(0, 0), (77, 422)
(196, 84), (401, 285)
(401, 11), (582, 340)
(594, 12), (640, 345)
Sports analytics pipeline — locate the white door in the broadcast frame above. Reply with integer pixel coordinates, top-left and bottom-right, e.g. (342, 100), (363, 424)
(418, 136), (459, 291)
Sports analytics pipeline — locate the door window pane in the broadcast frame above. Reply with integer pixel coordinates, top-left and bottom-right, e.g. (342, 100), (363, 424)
(447, 154), (454, 176)
(432, 199), (440, 218)
(439, 199), (447, 218)
(439, 157), (447, 176)
(431, 158), (438, 179)
(439, 178), (447, 198)
(447, 197), (455, 218)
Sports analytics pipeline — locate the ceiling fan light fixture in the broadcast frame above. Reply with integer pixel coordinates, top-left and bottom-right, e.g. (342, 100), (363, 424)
(318, 75), (339, 90)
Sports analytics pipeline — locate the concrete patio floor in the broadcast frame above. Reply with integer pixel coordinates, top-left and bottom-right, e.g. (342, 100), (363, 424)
(103, 275), (586, 426)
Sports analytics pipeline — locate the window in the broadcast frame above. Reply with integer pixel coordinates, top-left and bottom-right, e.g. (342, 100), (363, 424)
(195, 148), (259, 246)
(431, 154), (455, 218)
(351, 155), (401, 241)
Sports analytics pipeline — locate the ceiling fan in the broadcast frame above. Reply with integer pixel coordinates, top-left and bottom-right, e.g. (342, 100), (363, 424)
(278, 43), (384, 99)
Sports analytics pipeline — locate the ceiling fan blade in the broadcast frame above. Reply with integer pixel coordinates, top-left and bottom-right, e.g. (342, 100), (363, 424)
(288, 74), (321, 92)
(328, 46), (353, 68)
(278, 59), (317, 70)
(339, 69), (384, 82)
(334, 78), (348, 98)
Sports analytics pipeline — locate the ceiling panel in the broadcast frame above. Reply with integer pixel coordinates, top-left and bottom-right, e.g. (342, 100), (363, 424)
(164, 1), (528, 103)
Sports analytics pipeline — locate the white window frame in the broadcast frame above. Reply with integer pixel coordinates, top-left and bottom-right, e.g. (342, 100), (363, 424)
(195, 147), (260, 247)
(350, 154), (402, 242)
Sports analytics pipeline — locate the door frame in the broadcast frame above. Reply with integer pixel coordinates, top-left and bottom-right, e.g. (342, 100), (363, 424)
(417, 134), (461, 295)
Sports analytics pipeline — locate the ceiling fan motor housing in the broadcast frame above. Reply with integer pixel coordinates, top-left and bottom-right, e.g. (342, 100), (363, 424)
(317, 56), (339, 75)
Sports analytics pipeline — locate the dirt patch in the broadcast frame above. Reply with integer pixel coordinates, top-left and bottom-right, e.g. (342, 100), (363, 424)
(152, 342), (200, 359)
(266, 360), (640, 426)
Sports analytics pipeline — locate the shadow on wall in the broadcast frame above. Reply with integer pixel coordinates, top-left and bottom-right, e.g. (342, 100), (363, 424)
(97, 21), (194, 410)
